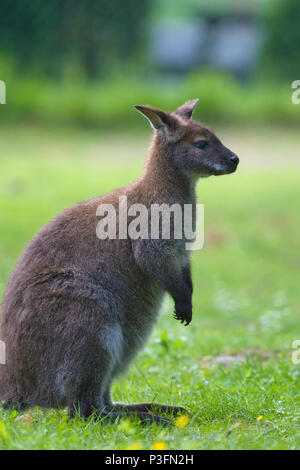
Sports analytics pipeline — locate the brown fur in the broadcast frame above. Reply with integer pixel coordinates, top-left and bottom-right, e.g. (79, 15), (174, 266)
(0, 100), (238, 424)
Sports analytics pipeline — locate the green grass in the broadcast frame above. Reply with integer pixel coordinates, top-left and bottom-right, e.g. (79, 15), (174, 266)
(0, 125), (299, 450)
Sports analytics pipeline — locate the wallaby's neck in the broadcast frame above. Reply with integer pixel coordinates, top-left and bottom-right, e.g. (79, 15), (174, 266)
(140, 133), (196, 204)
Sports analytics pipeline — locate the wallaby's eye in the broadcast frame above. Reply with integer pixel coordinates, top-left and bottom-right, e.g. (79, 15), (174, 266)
(193, 140), (209, 150)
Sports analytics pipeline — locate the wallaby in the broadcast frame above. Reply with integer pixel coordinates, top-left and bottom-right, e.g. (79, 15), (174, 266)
(0, 100), (239, 425)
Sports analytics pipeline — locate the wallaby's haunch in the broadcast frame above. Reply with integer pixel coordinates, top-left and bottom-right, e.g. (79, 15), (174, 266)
(0, 100), (239, 425)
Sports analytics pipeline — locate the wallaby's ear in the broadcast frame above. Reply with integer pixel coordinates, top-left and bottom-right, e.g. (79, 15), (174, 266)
(174, 99), (199, 119)
(135, 105), (178, 139)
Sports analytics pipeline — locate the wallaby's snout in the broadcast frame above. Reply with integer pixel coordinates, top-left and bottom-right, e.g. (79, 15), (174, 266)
(214, 143), (239, 175)
(227, 153), (239, 173)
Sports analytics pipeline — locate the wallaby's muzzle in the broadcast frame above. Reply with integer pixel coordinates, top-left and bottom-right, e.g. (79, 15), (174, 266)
(213, 146), (239, 175)
(226, 152), (239, 173)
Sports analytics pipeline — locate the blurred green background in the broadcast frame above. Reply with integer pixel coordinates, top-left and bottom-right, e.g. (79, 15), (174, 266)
(0, 0), (300, 126)
(0, 0), (300, 450)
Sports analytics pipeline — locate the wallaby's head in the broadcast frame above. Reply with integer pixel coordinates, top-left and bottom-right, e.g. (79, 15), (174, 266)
(135, 99), (239, 178)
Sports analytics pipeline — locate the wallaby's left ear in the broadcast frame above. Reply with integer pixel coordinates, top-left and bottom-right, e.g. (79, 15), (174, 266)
(135, 105), (179, 140)
(174, 99), (199, 119)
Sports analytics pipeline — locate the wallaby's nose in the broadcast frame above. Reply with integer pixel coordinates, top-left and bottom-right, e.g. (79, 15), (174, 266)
(230, 154), (239, 166)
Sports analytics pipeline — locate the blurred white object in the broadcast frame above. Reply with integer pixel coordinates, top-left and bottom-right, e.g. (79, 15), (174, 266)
(150, 19), (208, 70)
(210, 19), (264, 77)
(150, 16), (264, 78)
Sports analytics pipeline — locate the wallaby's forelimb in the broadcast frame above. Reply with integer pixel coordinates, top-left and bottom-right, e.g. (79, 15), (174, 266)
(133, 240), (193, 325)
(182, 265), (193, 293)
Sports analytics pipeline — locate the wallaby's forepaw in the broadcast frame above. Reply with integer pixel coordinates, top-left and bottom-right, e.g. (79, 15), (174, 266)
(173, 307), (192, 326)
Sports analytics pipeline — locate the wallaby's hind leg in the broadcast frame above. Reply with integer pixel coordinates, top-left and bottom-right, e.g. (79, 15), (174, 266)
(94, 408), (172, 426)
(111, 402), (188, 416)
(97, 383), (187, 424)
(69, 399), (173, 426)
(69, 391), (174, 425)
(64, 308), (172, 425)
(103, 380), (188, 418)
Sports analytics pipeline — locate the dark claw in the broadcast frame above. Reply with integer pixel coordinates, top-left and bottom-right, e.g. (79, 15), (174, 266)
(173, 309), (192, 326)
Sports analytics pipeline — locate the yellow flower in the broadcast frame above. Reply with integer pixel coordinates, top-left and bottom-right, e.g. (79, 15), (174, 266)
(256, 415), (263, 421)
(125, 441), (141, 450)
(175, 415), (190, 428)
(152, 441), (167, 450)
